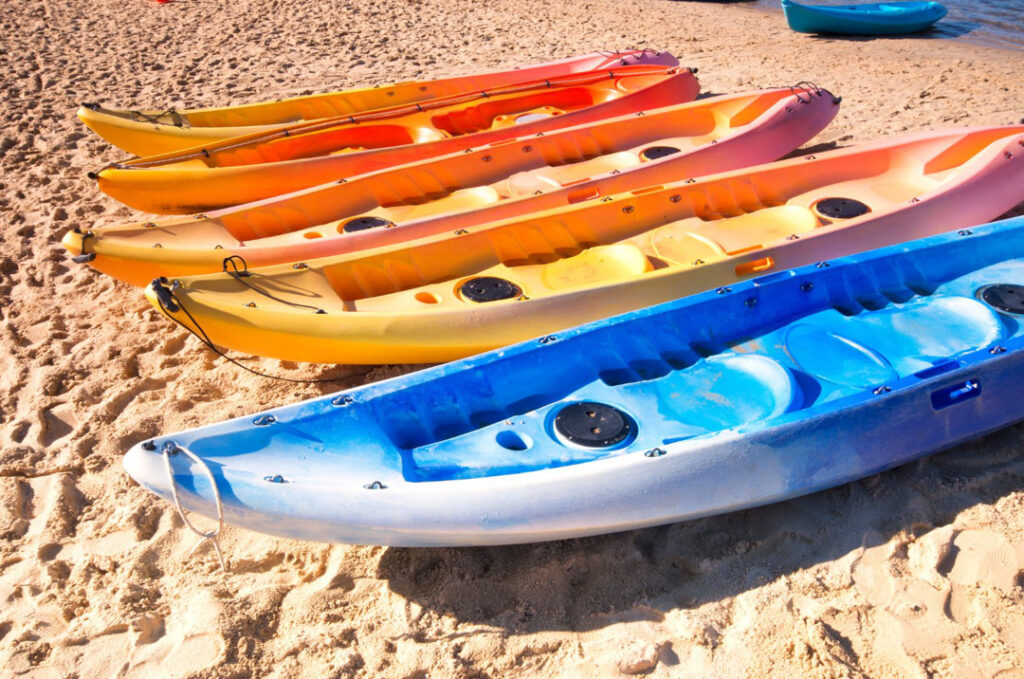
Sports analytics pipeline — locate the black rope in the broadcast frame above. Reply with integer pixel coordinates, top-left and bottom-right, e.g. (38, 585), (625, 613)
(128, 109), (185, 127)
(789, 81), (822, 104)
(150, 278), (365, 384)
(71, 227), (96, 263)
(221, 256), (327, 314)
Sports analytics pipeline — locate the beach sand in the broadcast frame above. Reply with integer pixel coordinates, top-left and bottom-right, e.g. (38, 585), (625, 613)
(2, 0), (1023, 676)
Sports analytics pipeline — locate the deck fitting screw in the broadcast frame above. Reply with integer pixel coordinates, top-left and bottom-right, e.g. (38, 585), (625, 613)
(622, 205), (634, 214)
(264, 475), (286, 484)
(601, 196), (613, 202)
(804, 155), (816, 160)
(644, 447), (666, 458)
(1005, 152), (1014, 159)
(141, 440), (156, 451)
(337, 177), (347, 184)
(522, 145), (533, 152)
(873, 386), (891, 395)
(990, 345), (1007, 354)
(364, 481), (387, 490)
(692, 259), (704, 265)
(482, 155), (492, 162)
(539, 335), (557, 344)
(142, 221), (157, 229)
(684, 178), (696, 184)
(454, 229), (469, 235)
(244, 301), (257, 308)
(293, 262), (309, 269)
(669, 194), (681, 203)
(800, 282), (814, 292)
(331, 394), (355, 406)
(253, 414), (276, 426)
(744, 297), (758, 308)
(716, 286), (732, 294)
(815, 261), (830, 268)
(957, 229), (973, 236)
(786, 234), (800, 240)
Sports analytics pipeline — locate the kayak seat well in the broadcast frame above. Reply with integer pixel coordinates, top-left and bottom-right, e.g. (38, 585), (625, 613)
(540, 244), (654, 290)
(653, 205), (820, 263)
(429, 87), (594, 136)
(212, 124), (428, 167)
(784, 295), (1005, 388)
(406, 354), (800, 481)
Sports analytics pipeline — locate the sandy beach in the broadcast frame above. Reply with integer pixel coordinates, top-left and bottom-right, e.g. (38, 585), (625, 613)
(1, 0), (1023, 676)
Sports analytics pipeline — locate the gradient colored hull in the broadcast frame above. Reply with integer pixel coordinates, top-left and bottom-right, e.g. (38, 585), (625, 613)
(125, 216), (1024, 546)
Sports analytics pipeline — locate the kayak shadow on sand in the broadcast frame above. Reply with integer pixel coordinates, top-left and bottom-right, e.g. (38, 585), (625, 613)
(376, 421), (1024, 634)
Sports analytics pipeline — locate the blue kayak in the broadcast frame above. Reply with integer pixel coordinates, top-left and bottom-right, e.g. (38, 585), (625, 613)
(126, 215), (1024, 546)
(781, 0), (948, 35)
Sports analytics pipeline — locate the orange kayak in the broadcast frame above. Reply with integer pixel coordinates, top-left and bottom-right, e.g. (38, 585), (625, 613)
(78, 50), (679, 156)
(91, 66), (700, 213)
(66, 85), (840, 286)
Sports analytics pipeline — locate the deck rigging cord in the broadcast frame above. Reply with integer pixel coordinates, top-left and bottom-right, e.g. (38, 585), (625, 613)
(150, 274), (367, 384)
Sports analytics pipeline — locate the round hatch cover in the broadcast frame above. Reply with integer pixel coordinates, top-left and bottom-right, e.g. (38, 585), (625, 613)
(979, 284), (1024, 315)
(459, 276), (521, 302)
(343, 216), (394, 233)
(640, 145), (681, 161)
(815, 197), (871, 219)
(554, 402), (634, 448)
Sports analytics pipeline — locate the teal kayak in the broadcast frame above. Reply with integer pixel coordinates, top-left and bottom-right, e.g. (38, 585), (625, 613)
(781, 0), (948, 35)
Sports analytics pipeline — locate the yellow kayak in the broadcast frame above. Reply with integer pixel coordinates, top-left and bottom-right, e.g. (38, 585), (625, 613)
(78, 49), (678, 156)
(91, 66), (699, 214)
(146, 126), (1024, 364)
(65, 86), (840, 286)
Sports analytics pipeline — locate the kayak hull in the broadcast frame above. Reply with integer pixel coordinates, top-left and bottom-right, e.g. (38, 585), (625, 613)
(125, 216), (1024, 546)
(781, 0), (947, 35)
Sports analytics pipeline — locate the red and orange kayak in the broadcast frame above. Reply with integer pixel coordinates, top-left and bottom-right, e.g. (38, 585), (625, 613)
(78, 49), (679, 156)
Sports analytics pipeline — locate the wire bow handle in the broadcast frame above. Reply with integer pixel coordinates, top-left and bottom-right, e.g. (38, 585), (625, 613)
(162, 441), (228, 572)
(788, 81), (842, 105)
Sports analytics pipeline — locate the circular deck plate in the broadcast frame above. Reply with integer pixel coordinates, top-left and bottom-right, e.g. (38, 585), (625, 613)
(814, 197), (871, 220)
(640, 145), (681, 161)
(459, 276), (521, 302)
(554, 402), (634, 448)
(343, 216), (394, 233)
(978, 283), (1024, 316)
